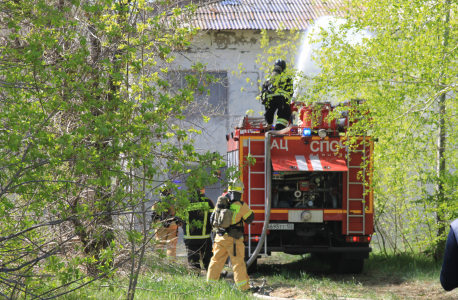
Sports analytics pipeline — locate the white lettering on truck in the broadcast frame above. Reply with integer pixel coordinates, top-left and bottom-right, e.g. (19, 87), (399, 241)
(311, 140), (345, 153)
(271, 140), (279, 150)
(330, 141), (339, 152)
(310, 141), (320, 152)
(270, 139), (344, 153)
(280, 139), (288, 151)
(271, 139), (288, 151)
(320, 141), (329, 152)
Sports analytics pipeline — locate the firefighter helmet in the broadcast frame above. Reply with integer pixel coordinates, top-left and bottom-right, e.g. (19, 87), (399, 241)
(228, 179), (245, 194)
(274, 59), (287, 72)
(159, 186), (172, 197)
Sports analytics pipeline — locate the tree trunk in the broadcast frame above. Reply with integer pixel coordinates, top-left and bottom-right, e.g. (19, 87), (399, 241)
(434, 0), (450, 260)
(434, 92), (446, 260)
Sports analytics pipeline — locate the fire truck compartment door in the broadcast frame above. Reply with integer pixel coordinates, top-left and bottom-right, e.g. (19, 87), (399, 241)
(271, 155), (348, 172)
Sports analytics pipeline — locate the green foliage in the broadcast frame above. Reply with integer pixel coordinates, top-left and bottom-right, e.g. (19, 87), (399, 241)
(0, 0), (224, 298)
(235, 28), (302, 117)
(307, 0), (458, 253)
(255, 28), (301, 80)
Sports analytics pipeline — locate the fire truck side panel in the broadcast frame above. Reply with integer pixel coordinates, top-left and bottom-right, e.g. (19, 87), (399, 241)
(365, 213), (374, 234)
(251, 158), (265, 172)
(249, 190), (265, 205)
(342, 171), (348, 212)
(349, 168), (363, 183)
(343, 214), (374, 234)
(230, 105), (373, 273)
(342, 216), (374, 236)
(227, 138), (238, 152)
(323, 212), (343, 221)
(248, 139), (265, 156)
(235, 133), (373, 262)
(249, 222), (266, 234)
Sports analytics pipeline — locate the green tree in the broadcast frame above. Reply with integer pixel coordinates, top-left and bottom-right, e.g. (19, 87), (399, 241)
(0, 0), (223, 298)
(307, 0), (458, 256)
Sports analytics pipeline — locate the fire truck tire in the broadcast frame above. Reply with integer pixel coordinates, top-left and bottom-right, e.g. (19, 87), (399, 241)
(337, 258), (364, 274)
(311, 253), (339, 269)
(310, 253), (330, 263)
(327, 254), (341, 271)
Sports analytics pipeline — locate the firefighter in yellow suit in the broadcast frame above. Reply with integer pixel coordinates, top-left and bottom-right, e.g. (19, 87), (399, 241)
(207, 180), (254, 291)
(151, 187), (182, 259)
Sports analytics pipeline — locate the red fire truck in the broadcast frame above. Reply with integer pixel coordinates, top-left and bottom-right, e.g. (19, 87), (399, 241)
(226, 101), (373, 274)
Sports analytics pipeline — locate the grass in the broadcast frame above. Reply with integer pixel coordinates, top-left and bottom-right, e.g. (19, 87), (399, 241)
(43, 251), (458, 299)
(251, 251), (457, 299)
(59, 256), (255, 300)
(365, 252), (443, 281)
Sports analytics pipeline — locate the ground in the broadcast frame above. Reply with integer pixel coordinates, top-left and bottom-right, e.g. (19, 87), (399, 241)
(59, 233), (458, 299)
(245, 252), (458, 300)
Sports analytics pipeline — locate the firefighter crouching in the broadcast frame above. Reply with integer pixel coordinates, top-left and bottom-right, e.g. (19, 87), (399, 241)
(183, 188), (215, 271)
(207, 180), (254, 291)
(260, 59), (294, 131)
(151, 188), (182, 259)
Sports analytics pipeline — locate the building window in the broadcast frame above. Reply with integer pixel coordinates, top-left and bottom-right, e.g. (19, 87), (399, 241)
(175, 71), (228, 115)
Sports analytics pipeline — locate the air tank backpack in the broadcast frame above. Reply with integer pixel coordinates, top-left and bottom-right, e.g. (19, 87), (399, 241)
(212, 196), (232, 229)
(260, 81), (273, 105)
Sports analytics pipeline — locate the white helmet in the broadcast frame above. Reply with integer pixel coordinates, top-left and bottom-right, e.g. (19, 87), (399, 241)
(228, 179), (244, 194)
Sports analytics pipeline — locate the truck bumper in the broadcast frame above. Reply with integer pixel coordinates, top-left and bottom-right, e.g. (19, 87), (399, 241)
(247, 246), (372, 258)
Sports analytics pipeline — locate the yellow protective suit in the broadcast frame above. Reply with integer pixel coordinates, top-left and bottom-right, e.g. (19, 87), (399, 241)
(207, 199), (254, 291)
(152, 202), (179, 259)
(155, 224), (179, 258)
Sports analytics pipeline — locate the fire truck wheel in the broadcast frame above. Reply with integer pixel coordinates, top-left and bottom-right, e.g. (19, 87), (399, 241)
(310, 252), (330, 263)
(311, 253), (339, 269)
(337, 258), (364, 274)
(246, 257), (258, 274)
(327, 254), (341, 271)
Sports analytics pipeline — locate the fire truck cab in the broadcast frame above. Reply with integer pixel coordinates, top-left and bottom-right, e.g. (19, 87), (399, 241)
(226, 101), (373, 274)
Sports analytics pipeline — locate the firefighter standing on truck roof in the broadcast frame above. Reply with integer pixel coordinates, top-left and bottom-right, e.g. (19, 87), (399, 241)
(260, 59), (294, 130)
(207, 180), (254, 291)
(183, 187), (215, 271)
(151, 187), (182, 259)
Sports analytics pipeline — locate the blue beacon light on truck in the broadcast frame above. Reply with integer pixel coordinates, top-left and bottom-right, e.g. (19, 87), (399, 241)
(302, 128), (311, 137)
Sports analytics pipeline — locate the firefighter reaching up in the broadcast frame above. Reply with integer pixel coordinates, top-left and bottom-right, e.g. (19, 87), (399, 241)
(260, 59), (294, 131)
(151, 187), (182, 259)
(207, 180), (254, 291)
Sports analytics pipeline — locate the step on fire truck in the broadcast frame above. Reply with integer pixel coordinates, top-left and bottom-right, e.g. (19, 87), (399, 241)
(226, 101), (373, 274)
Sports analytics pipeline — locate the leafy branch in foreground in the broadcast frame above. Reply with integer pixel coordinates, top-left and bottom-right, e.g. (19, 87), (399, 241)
(0, 0), (225, 299)
(308, 0), (458, 256)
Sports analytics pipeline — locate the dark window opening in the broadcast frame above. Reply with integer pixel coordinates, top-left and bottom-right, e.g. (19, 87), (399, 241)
(173, 71), (228, 115)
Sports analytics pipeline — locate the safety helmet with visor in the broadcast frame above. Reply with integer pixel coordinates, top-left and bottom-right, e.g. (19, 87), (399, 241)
(274, 59), (287, 72)
(228, 179), (245, 194)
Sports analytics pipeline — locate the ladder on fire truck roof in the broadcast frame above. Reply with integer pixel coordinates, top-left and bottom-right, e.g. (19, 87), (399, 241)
(247, 137), (268, 258)
(237, 116), (268, 131)
(346, 134), (367, 235)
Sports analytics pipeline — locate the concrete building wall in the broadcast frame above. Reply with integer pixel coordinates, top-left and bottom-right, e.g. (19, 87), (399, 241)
(173, 29), (298, 200)
(174, 29), (296, 155)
